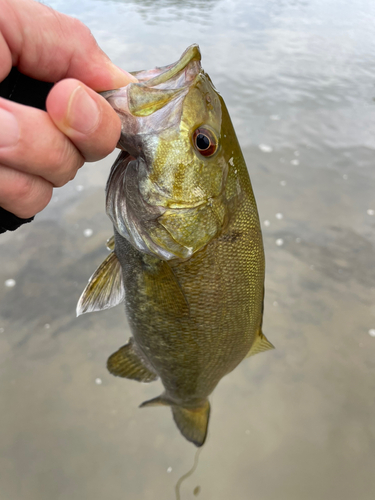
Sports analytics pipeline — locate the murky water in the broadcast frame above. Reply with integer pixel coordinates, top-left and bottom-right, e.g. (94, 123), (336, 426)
(1, 0), (375, 498)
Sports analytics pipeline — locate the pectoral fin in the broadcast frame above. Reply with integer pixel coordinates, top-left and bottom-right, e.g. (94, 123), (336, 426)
(106, 235), (115, 251)
(76, 251), (124, 316)
(246, 331), (275, 358)
(107, 339), (158, 383)
(142, 257), (190, 316)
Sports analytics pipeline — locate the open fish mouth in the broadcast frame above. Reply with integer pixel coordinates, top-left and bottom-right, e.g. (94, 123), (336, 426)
(131, 44), (202, 92)
(101, 44), (201, 101)
(100, 45), (204, 153)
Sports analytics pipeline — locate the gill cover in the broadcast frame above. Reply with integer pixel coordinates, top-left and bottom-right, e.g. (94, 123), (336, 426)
(104, 45), (228, 261)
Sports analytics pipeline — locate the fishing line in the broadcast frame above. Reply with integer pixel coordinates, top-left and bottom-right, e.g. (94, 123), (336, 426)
(174, 446), (202, 500)
(174, 395), (214, 499)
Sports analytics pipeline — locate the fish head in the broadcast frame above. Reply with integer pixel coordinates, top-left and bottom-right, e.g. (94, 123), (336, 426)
(104, 45), (230, 261)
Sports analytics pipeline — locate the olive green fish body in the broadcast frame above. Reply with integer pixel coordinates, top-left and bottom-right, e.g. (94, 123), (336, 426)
(77, 45), (273, 446)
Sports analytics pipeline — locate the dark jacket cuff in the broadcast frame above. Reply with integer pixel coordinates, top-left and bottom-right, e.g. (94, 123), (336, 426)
(0, 207), (34, 234)
(0, 68), (53, 234)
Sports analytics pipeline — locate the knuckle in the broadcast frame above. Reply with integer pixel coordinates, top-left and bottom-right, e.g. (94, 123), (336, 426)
(46, 140), (84, 187)
(13, 174), (38, 200)
(71, 18), (96, 46)
(11, 175), (52, 217)
(31, 185), (53, 215)
(72, 17), (89, 34)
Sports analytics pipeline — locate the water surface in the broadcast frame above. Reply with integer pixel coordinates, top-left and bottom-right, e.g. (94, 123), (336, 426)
(1, 1), (375, 499)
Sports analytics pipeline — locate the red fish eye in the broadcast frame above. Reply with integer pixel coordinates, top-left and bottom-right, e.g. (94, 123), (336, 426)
(193, 128), (217, 157)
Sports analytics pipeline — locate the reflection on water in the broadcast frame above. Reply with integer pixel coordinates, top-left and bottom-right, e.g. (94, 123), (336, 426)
(110, 0), (217, 8)
(1, 0), (375, 499)
(100, 0), (221, 24)
(109, 0), (216, 5)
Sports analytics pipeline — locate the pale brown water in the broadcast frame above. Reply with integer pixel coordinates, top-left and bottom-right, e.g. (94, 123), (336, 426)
(1, 1), (375, 499)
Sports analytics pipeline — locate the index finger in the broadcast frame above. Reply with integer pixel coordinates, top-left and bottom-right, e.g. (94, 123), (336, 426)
(0, 0), (136, 90)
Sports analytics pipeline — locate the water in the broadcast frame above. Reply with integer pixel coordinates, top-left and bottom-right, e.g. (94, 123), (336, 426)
(1, 0), (375, 498)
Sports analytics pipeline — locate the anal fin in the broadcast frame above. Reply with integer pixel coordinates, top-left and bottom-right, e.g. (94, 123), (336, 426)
(246, 331), (275, 358)
(139, 395), (171, 407)
(107, 340), (158, 383)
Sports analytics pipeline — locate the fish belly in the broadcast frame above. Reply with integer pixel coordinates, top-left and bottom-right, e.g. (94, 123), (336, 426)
(114, 195), (264, 405)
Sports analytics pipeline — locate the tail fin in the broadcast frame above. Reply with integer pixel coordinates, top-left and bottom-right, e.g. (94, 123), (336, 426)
(172, 401), (210, 447)
(140, 396), (210, 447)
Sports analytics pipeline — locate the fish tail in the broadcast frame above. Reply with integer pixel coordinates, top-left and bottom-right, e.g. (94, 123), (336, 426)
(171, 400), (210, 447)
(140, 396), (210, 447)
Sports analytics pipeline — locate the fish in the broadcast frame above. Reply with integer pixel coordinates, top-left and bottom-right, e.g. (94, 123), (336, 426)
(77, 44), (274, 447)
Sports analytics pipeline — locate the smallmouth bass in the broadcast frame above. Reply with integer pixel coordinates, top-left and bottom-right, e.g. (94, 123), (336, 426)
(77, 45), (273, 446)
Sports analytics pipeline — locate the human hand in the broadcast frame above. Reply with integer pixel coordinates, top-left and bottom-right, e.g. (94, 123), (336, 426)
(0, 0), (136, 219)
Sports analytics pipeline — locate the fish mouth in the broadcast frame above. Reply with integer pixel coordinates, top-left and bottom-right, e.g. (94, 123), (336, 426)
(132, 44), (201, 89)
(101, 44), (201, 99)
(100, 45), (202, 140)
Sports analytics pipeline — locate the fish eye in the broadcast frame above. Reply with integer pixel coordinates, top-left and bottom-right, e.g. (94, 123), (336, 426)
(193, 128), (218, 157)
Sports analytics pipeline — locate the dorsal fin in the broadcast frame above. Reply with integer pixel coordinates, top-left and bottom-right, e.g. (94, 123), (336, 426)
(76, 251), (124, 316)
(246, 331), (275, 358)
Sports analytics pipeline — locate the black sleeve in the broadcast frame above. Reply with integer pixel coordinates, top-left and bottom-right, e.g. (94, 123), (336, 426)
(0, 207), (35, 234)
(0, 67), (54, 111)
(0, 68), (54, 233)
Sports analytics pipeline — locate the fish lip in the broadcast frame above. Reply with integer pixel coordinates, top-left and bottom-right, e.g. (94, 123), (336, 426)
(139, 44), (201, 89)
(100, 44), (202, 115)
